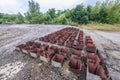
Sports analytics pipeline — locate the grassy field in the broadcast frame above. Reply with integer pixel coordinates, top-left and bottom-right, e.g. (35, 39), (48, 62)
(82, 23), (120, 31)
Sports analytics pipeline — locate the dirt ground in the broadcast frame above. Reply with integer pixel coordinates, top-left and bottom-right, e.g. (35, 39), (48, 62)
(0, 24), (120, 80)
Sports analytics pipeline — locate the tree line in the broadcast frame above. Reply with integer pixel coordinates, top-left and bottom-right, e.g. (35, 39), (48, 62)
(0, 0), (120, 25)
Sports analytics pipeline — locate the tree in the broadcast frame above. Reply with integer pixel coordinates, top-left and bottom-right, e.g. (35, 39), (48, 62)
(91, 1), (101, 22)
(56, 10), (63, 16)
(64, 9), (73, 19)
(15, 12), (24, 24)
(105, 0), (120, 24)
(72, 4), (89, 24)
(81, 16), (89, 24)
(47, 8), (56, 23)
(28, 0), (40, 14)
(53, 13), (68, 24)
(42, 13), (51, 24)
(98, 8), (108, 23)
(0, 0), (120, 25)
(30, 12), (44, 24)
(0, 14), (17, 23)
(0, 13), (3, 24)
(25, 0), (41, 23)
(86, 5), (92, 22)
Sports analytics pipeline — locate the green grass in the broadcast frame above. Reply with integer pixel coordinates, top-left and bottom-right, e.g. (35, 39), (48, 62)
(82, 23), (120, 31)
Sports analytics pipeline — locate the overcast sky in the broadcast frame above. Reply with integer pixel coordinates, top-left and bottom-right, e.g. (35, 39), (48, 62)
(0, 0), (105, 14)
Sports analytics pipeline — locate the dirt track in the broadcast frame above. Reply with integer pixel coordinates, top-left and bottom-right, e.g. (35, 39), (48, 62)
(0, 24), (120, 80)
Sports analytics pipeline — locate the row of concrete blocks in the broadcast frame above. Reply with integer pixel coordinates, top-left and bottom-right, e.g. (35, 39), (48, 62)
(16, 41), (108, 80)
(16, 41), (82, 69)
(85, 36), (108, 80)
(39, 27), (84, 50)
(16, 47), (63, 67)
(87, 53), (107, 80)
(85, 36), (96, 53)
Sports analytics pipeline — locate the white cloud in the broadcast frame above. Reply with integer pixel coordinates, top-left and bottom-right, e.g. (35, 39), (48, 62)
(35, 0), (85, 12)
(0, 0), (104, 14)
(0, 0), (28, 14)
(0, 0), (18, 6)
(0, 0), (85, 14)
(84, 0), (105, 6)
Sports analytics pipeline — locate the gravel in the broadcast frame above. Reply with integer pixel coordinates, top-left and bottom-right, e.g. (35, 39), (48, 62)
(0, 24), (77, 80)
(0, 24), (120, 80)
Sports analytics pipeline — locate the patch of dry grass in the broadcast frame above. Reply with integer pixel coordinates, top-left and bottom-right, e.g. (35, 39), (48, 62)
(82, 23), (120, 31)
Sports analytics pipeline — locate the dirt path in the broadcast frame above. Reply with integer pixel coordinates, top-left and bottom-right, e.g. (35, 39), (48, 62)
(0, 24), (120, 80)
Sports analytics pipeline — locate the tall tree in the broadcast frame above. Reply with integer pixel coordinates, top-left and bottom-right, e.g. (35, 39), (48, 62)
(72, 4), (89, 24)
(105, 0), (120, 24)
(87, 5), (92, 21)
(47, 8), (56, 20)
(25, 0), (41, 23)
(98, 7), (108, 23)
(53, 13), (67, 24)
(91, 1), (101, 22)
(28, 0), (40, 14)
(0, 13), (3, 24)
(15, 12), (24, 24)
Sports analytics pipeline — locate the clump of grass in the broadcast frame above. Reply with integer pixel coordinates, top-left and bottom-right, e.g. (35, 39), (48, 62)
(82, 23), (120, 31)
